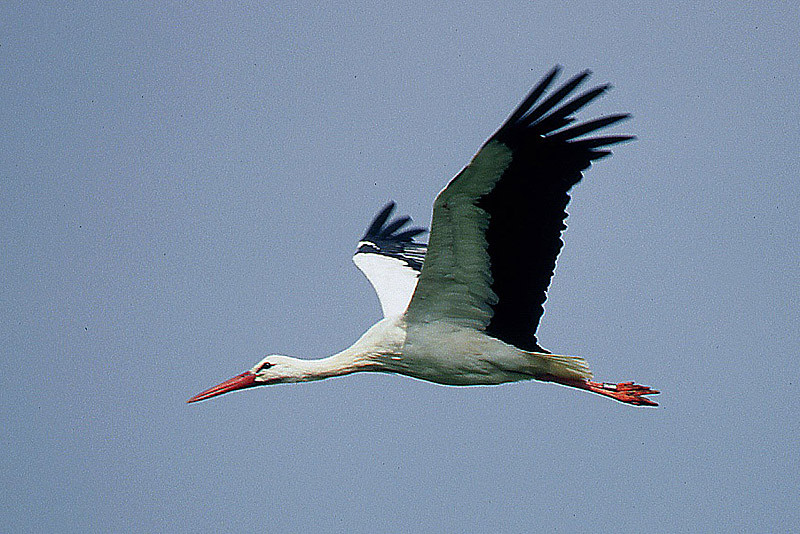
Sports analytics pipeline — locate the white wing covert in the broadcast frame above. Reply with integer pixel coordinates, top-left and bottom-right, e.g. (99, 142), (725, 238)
(353, 202), (427, 317)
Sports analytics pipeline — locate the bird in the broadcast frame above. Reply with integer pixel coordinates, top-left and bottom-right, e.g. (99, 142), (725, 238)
(188, 66), (659, 407)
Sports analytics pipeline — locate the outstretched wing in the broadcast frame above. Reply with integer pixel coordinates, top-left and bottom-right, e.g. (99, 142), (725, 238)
(405, 67), (633, 352)
(353, 202), (427, 317)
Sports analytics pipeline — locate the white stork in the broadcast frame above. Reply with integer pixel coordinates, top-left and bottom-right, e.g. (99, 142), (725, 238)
(188, 66), (659, 406)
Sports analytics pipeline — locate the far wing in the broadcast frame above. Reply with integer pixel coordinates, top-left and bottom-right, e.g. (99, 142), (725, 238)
(353, 202), (427, 317)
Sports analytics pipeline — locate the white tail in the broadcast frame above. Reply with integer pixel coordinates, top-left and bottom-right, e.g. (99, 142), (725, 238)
(538, 352), (594, 381)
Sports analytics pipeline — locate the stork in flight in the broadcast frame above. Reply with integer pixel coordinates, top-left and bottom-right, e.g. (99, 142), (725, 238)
(188, 67), (659, 406)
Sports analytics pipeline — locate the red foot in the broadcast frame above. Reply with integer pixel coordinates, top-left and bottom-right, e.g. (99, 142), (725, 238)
(546, 376), (660, 406)
(584, 381), (659, 406)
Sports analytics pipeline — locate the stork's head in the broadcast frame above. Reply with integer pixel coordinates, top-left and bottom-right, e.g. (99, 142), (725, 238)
(187, 355), (308, 403)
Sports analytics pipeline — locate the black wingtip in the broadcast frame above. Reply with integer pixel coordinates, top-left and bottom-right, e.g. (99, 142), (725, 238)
(572, 134), (637, 149)
(362, 202), (427, 243)
(542, 65), (563, 83)
(505, 66), (563, 126)
(393, 227), (427, 241)
(362, 202), (396, 239)
(532, 84), (613, 134)
(548, 113), (631, 142)
(517, 70), (592, 126)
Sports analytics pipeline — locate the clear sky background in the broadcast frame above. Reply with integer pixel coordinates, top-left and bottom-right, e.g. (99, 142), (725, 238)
(2, 2), (798, 532)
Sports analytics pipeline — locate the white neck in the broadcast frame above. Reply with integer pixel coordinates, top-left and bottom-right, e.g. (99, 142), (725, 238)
(295, 347), (379, 381)
(281, 317), (402, 382)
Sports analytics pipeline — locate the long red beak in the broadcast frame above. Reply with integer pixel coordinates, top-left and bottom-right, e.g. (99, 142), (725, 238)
(187, 371), (258, 403)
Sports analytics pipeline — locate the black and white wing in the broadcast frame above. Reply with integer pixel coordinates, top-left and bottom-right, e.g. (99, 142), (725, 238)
(405, 67), (633, 352)
(353, 202), (427, 317)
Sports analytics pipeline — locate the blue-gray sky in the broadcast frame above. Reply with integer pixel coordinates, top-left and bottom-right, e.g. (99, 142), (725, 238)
(2, 2), (799, 532)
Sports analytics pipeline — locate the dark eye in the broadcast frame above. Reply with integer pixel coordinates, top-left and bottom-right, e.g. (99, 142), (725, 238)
(258, 362), (273, 372)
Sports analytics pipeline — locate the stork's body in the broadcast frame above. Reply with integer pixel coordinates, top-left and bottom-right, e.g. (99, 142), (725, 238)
(189, 67), (659, 406)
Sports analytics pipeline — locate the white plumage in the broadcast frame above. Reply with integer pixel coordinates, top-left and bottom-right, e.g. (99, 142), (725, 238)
(352, 245), (421, 318)
(188, 67), (659, 407)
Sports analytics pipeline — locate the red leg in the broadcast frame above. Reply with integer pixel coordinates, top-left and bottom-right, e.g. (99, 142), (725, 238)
(546, 376), (660, 406)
